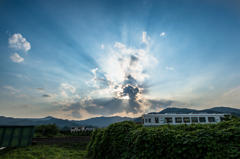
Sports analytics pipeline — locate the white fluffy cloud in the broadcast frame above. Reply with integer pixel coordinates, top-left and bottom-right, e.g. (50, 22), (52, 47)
(60, 83), (76, 93)
(10, 53), (24, 63)
(142, 31), (150, 44)
(160, 32), (165, 36)
(101, 44), (104, 49)
(9, 33), (31, 52)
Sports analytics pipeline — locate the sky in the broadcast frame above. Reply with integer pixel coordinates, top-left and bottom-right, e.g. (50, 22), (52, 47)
(0, 0), (240, 120)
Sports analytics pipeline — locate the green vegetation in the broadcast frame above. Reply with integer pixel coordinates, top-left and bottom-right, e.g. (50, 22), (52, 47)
(87, 117), (240, 159)
(34, 123), (59, 137)
(34, 124), (93, 137)
(0, 142), (89, 159)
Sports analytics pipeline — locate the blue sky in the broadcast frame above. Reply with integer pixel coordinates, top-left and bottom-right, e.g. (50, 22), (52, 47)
(0, 0), (240, 119)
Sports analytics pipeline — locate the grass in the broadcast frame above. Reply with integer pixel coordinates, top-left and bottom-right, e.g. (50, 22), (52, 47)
(0, 141), (90, 159)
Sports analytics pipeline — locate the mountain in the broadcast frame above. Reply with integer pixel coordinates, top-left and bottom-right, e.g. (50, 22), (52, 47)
(0, 116), (81, 128)
(0, 116), (135, 128)
(151, 107), (240, 117)
(71, 116), (134, 128)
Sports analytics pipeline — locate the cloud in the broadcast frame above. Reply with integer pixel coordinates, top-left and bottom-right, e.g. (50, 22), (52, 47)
(142, 31), (150, 44)
(73, 95), (81, 99)
(101, 44), (104, 49)
(36, 88), (44, 91)
(160, 32), (165, 36)
(42, 94), (53, 98)
(71, 111), (82, 118)
(4, 86), (18, 92)
(8, 33), (31, 52)
(166, 67), (173, 70)
(148, 99), (174, 110)
(21, 104), (32, 108)
(60, 83), (76, 93)
(114, 42), (125, 48)
(10, 53), (24, 63)
(61, 91), (68, 98)
(16, 74), (28, 79)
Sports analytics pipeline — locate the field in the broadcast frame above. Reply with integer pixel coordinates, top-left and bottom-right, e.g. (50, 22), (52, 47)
(0, 142), (89, 159)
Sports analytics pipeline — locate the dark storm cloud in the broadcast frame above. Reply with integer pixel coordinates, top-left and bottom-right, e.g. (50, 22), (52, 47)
(42, 94), (52, 98)
(123, 74), (138, 86)
(121, 85), (139, 100)
(130, 55), (139, 65)
(60, 97), (143, 118)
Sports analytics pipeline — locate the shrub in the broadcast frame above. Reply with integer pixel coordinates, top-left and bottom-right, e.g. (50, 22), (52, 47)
(87, 119), (240, 159)
(35, 123), (59, 136)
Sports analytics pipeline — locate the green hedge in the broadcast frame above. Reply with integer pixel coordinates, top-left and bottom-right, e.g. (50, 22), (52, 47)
(86, 119), (240, 159)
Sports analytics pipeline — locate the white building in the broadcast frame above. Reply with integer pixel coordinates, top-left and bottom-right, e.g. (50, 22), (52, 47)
(142, 113), (228, 126)
(70, 126), (85, 132)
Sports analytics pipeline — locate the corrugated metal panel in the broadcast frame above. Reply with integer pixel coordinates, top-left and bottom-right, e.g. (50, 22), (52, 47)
(0, 126), (35, 147)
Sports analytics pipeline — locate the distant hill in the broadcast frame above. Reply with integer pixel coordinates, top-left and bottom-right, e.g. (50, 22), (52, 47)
(0, 116), (135, 128)
(150, 106), (240, 117)
(71, 116), (134, 128)
(0, 116), (81, 128)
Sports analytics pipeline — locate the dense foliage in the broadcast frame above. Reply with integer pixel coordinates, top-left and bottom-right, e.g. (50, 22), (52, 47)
(0, 142), (89, 159)
(34, 123), (59, 137)
(87, 117), (240, 159)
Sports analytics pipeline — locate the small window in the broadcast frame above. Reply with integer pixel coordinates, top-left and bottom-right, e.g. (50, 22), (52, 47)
(199, 117), (206, 122)
(149, 118), (151, 123)
(175, 117), (182, 123)
(165, 117), (173, 123)
(71, 127), (74, 129)
(145, 119), (148, 123)
(183, 117), (190, 123)
(208, 117), (215, 122)
(191, 117), (198, 123)
(155, 117), (159, 123)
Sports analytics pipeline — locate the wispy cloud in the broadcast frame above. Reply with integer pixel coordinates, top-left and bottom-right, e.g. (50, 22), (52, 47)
(36, 88), (44, 91)
(101, 44), (104, 49)
(160, 32), (165, 36)
(4, 86), (18, 92)
(16, 74), (29, 79)
(166, 67), (173, 70)
(8, 33), (31, 52)
(10, 53), (24, 63)
(60, 83), (76, 93)
(42, 94), (57, 98)
(142, 31), (150, 44)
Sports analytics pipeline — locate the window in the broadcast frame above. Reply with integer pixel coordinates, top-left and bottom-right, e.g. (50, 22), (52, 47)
(199, 117), (206, 122)
(149, 118), (151, 123)
(165, 117), (172, 123)
(183, 117), (190, 123)
(71, 127), (74, 129)
(175, 117), (182, 123)
(145, 118), (148, 123)
(191, 117), (198, 123)
(208, 117), (215, 122)
(155, 117), (159, 123)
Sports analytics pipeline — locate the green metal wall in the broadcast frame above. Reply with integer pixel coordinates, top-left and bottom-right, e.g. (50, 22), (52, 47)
(0, 126), (35, 147)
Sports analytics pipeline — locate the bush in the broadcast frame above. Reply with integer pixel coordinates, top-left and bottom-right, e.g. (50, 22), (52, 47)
(35, 123), (59, 136)
(87, 119), (240, 159)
